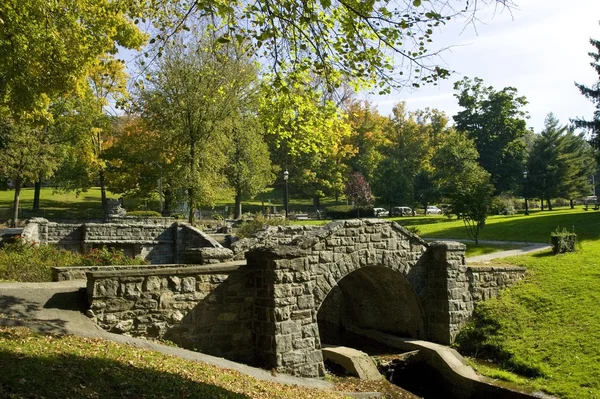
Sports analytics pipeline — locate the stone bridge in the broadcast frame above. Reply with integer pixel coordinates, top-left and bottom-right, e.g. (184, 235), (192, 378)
(86, 219), (526, 377)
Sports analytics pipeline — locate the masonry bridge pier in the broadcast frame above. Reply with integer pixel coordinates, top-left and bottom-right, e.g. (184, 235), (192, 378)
(81, 219), (525, 378)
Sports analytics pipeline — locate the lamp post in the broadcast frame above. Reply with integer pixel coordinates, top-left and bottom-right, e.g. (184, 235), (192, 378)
(151, 162), (163, 214)
(523, 171), (529, 216)
(283, 169), (289, 219)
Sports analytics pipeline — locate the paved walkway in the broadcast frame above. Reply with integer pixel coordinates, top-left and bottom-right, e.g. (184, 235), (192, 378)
(0, 280), (332, 390)
(424, 237), (551, 263)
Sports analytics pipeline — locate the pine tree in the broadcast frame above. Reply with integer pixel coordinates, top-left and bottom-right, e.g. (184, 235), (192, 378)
(572, 31), (600, 149)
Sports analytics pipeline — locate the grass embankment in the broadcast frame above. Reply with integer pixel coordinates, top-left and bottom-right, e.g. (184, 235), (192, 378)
(0, 327), (416, 399)
(453, 241), (600, 398)
(394, 206), (600, 243)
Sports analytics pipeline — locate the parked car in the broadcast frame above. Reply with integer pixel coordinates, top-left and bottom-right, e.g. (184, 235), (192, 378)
(392, 206), (412, 216)
(426, 205), (442, 215)
(373, 207), (389, 217)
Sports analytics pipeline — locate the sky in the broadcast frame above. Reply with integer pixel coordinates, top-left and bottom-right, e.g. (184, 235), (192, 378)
(363, 0), (600, 133)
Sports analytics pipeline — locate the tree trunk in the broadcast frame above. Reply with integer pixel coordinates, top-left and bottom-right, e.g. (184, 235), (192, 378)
(99, 169), (107, 207)
(540, 198), (544, 211)
(188, 187), (195, 225)
(32, 180), (41, 211)
(313, 196), (320, 211)
(11, 177), (22, 228)
(334, 191), (339, 205)
(570, 199), (574, 209)
(163, 189), (173, 215)
(546, 196), (553, 211)
(234, 189), (242, 219)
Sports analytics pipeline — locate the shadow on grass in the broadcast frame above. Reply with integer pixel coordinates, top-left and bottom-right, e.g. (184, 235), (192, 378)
(0, 345), (250, 399)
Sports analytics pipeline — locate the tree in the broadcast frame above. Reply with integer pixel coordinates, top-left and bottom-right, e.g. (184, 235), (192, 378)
(433, 130), (493, 244)
(0, 117), (57, 227)
(344, 171), (374, 217)
(138, 35), (258, 224)
(453, 77), (529, 194)
(345, 100), (389, 183)
(527, 114), (596, 210)
(260, 73), (354, 209)
(0, 0), (146, 115)
(572, 29), (600, 149)
(223, 115), (274, 219)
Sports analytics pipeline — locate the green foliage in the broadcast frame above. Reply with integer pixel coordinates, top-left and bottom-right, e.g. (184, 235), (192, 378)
(453, 77), (529, 194)
(433, 129), (494, 244)
(0, 0), (146, 115)
(143, 0), (490, 94)
(0, 238), (146, 282)
(78, 247), (147, 267)
(236, 214), (290, 238)
(139, 34), (259, 224)
(550, 226), (577, 254)
(491, 195), (519, 215)
(126, 210), (162, 217)
(572, 34), (600, 149)
(527, 114), (596, 209)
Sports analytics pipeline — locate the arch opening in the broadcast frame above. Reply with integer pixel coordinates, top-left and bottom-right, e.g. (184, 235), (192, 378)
(317, 266), (425, 347)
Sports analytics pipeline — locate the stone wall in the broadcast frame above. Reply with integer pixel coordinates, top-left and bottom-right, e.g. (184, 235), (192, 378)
(23, 218), (222, 265)
(86, 261), (255, 363)
(82, 219), (527, 378)
(467, 265), (527, 302)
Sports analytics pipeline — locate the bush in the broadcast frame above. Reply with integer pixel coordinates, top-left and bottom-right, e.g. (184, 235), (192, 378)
(324, 205), (374, 219)
(126, 210), (162, 217)
(236, 213), (290, 238)
(0, 238), (147, 282)
(170, 213), (186, 219)
(491, 195), (518, 215)
(80, 247), (148, 266)
(550, 227), (577, 254)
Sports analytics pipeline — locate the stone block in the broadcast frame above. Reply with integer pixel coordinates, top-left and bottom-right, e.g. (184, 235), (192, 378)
(181, 277), (196, 293)
(322, 346), (381, 380)
(104, 298), (135, 312)
(94, 279), (119, 298)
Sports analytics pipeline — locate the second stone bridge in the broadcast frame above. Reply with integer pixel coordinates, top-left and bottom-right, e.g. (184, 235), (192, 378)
(86, 219), (525, 377)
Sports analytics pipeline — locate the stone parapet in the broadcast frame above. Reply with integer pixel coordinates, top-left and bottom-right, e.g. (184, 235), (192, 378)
(86, 261), (254, 362)
(467, 265), (527, 303)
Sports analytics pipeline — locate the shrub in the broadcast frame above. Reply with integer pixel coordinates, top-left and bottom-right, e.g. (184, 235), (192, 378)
(491, 195), (518, 215)
(0, 238), (147, 282)
(324, 205), (374, 219)
(236, 213), (290, 238)
(126, 210), (162, 217)
(550, 227), (577, 254)
(0, 238), (80, 282)
(80, 247), (148, 266)
(170, 213), (185, 219)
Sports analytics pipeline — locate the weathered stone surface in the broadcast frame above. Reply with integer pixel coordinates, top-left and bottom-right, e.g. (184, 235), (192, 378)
(322, 346), (381, 380)
(84, 219), (524, 379)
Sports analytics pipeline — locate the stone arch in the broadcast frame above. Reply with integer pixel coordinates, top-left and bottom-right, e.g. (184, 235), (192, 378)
(316, 265), (427, 346)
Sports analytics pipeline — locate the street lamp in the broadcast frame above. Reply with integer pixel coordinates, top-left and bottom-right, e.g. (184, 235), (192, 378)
(283, 169), (289, 219)
(523, 171), (529, 216)
(151, 162), (163, 214)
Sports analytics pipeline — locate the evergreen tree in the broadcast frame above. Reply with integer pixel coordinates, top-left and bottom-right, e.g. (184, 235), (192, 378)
(572, 30), (600, 149)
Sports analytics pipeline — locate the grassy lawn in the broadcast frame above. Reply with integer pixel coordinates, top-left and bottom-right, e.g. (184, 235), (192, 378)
(0, 326), (415, 399)
(455, 242), (600, 399)
(391, 206), (600, 243)
(463, 243), (522, 257)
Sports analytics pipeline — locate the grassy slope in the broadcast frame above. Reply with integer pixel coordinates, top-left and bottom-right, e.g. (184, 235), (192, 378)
(394, 207), (600, 243)
(0, 326), (416, 399)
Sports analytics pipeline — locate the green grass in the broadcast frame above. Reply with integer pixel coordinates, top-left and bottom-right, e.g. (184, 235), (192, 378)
(392, 207), (600, 243)
(0, 326), (348, 399)
(464, 243), (522, 258)
(0, 326), (413, 399)
(455, 242), (600, 399)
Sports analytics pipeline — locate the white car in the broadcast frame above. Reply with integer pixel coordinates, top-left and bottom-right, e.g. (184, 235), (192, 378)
(373, 207), (389, 217)
(426, 205), (442, 215)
